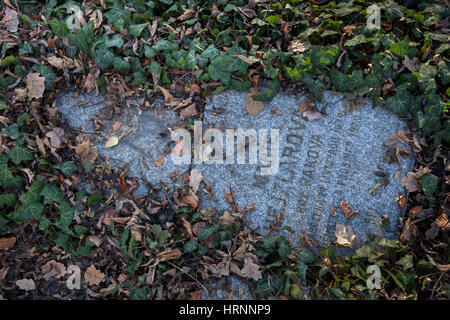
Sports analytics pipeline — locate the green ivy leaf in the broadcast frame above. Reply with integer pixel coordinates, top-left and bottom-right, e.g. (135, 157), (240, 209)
(396, 254), (414, 270)
(198, 224), (219, 241)
(54, 161), (77, 176)
(386, 89), (414, 115)
(95, 47), (114, 70)
(2, 124), (21, 140)
(183, 238), (198, 254)
(112, 56), (130, 71)
(59, 201), (74, 227)
(129, 23), (149, 37)
(421, 174), (438, 197)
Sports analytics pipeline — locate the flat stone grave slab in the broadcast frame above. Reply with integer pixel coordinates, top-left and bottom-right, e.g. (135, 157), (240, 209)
(57, 90), (415, 250)
(198, 90), (415, 249)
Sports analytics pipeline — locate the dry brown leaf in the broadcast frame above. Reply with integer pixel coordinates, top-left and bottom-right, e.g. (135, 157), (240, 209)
(46, 130), (63, 148)
(190, 289), (203, 300)
(88, 235), (103, 247)
(398, 196), (406, 209)
(76, 140), (98, 162)
(26, 72), (45, 99)
(335, 224), (356, 248)
(157, 248), (182, 262)
(112, 121), (121, 131)
(84, 264), (105, 286)
(401, 172), (419, 192)
(245, 88), (264, 115)
(303, 110), (322, 122)
(41, 260), (67, 280)
(0, 237), (16, 250)
(233, 241), (247, 261)
(189, 168), (202, 193)
(180, 104), (198, 120)
(177, 9), (196, 21)
(158, 86), (174, 105)
(184, 83), (201, 93)
(435, 213), (450, 231)
(409, 206), (422, 215)
(104, 136), (119, 148)
(181, 194), (198, 210)
(219, 210), (237, 225)
(240, 253), (262, 281)
(16, 279), (35, 291)
(155, 156), (164, 167)
(1, 7), (19, 33)
(224, 189), (236, 204)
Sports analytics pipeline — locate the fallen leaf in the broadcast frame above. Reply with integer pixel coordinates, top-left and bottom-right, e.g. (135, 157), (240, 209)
(219, 211), (237, 225)
(240, 253), (262, 281)
(340, 201), (358, 218)
(288, 39), (311, 53)
(84, 264), (105, 286)
(184, 84), (200, 93)
(402, 56), (419, 72)
(158, 86), (174, 105)
(189, 168), (202, 193)
(435, 213), (450, 231)
(245, 88), (264, 115)
(180, 104), (198, 120)
(46, 130), (63, 148)
(409, 206), (422, 215)
(303, 110), (322, 121)
(88, 235), (103, 247)
(398, 196), (406, 209)
(104, 136), (119, 148)
(155, 156), (164, 167)
(233, 241), (247, 261)
(76, 140), (98, 162)
(0, 237), (16, 250)
(178, 9), (196, 21)
(16, 279), (36, 291)
(46, 56), (65, 70)
(1, 7), (19, 33)
(41, 260), (67, 280)
(190, 289), (203, 300)
(26, 72), (45, 99)
(335, 224), (356, 248)
(224, 189), (236, 204)
(298, 99), (310, 112)
(157, 248), (182, 262)
(181, 194), (198, 210)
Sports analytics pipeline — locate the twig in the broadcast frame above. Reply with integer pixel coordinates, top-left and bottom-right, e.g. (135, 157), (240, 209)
(166, 261), (209, 296)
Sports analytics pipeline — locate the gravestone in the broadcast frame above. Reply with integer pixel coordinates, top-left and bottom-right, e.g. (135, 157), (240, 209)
(198, 90), (415, 249)
(57, 90), (415, 250)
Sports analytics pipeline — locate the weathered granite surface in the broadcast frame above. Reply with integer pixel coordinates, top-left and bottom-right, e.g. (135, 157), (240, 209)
(198, 90), (415, 248)
(56, 92), (189, 195)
